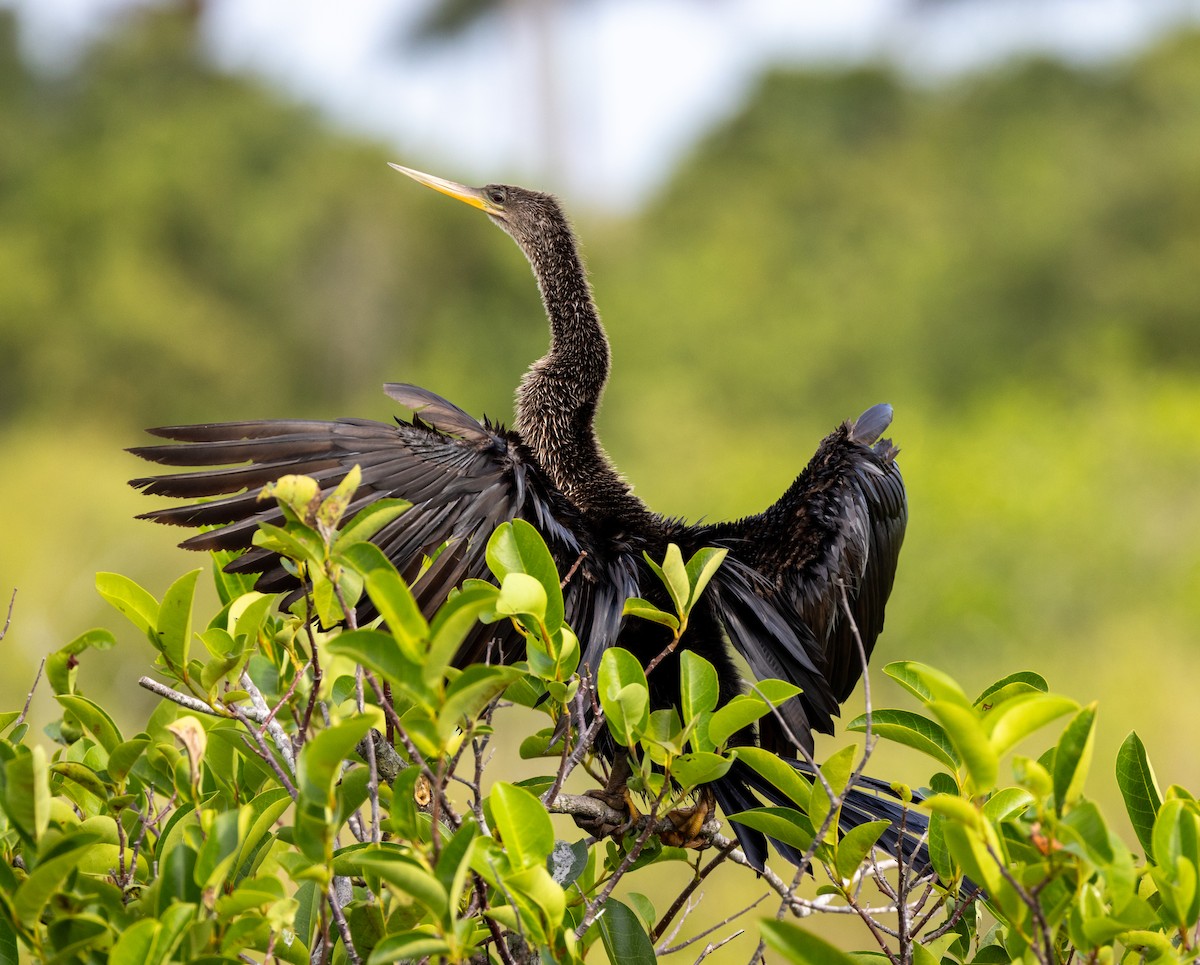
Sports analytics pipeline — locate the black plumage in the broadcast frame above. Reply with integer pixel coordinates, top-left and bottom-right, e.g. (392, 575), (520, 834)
(131, 165), (913, 870)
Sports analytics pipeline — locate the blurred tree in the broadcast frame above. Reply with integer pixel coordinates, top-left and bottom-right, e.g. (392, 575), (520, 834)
(0, 3), (546, 429)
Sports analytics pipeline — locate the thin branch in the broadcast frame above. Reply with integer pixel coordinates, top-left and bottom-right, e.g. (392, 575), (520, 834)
(13, 656), (46, 729)
(139, 676), (225, 717)
(239, 671), (297, 772)
(0, 588), (15, 641)
(659, 893), (766, 955)
(326, 880), (361, 965)
(229, 702), (299, 800)
(652, 837), (740, 941)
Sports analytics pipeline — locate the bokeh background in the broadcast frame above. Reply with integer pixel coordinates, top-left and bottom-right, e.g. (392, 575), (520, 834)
(2, 0), (1199, 957)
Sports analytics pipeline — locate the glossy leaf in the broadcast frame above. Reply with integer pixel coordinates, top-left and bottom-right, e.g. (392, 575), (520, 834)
(834, 819), (891, 883)
(155, 568), (201, 673)
(884, 661), (971, 708)
(679, 650), (719, 720)
(95, 572), (159, 637)
(364, 568), (430, 659)
(1054, 702), (1097, 814)
(727, 806), (815, 854)
(683, 546), (728, 611)
(598, 647), (650, 747)
(736, 746), (813, 810)
(928, 700), (997, 792)
(1116, 731), (1163, 860)
(846, 708), (958, 771)
(760, 920), (859, 965)
(983, 691), (1078, 757)
(670, 751), (732, 788)
(491, 781), (555, 870)
(621, 597), (680, 631)
(337, 497), (410, 546)
(485, 519), (564, 633)
(597, 897), (656, 965)
(973, 671), (1048, 708)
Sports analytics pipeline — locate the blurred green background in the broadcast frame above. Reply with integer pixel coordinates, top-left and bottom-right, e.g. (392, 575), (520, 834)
(2, 1), (1199, 954)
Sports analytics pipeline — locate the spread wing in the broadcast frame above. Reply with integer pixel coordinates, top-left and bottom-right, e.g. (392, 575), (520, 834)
(129, 383), (629, 665)
(702, 403), (907, 754)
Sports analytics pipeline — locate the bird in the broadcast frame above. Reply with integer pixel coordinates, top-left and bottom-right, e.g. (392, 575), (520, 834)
(130, 163), (913, 872)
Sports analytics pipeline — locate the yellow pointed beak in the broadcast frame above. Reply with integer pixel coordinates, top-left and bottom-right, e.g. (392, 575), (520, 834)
(388, 163), (498, 213)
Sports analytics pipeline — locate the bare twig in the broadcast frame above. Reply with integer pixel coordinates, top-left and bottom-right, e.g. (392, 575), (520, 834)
(559, 550), (588, 589)
(652, 837), (740, 941)
(228, 702), (299, 800)
(139, 676), (224, 716)
(239, 671), (297, 772)
(326, 880), (361, 965)
(659, 893), (766, 955)
(13, 656), (46, 729)
(355, 666), (380, 844)
(0, 589), (15, 641)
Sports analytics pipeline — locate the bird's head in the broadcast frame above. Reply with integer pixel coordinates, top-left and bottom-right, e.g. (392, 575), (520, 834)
(389, 163), (566, 252)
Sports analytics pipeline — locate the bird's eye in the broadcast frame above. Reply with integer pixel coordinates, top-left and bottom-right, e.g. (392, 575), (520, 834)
(487, 187), (507, 206)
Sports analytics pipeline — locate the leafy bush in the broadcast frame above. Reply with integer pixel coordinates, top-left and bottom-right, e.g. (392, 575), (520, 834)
(0, 478), (1194, 964)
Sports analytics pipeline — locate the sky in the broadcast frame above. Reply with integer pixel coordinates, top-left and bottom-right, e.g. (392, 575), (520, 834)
(7, 0), (1200, 204)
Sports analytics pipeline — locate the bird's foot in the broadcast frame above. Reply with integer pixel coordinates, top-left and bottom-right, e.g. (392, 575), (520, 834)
(577, 785), (641, 838)
(660, 789), (716, 850)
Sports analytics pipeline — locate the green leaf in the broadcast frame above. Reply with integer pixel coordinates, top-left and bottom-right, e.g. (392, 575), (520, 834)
(154, 568), (201, 674)
(761, 920), (859, 965)
(326, 628), (424, 697)
(683, 546), (728, 610)
(597, 897), (656, 965)
(621, 597), (680, 631)
(884, 661), (971, 708)
(96, 572), (159, 636)
(643, 544), (690, 616)
(707, 693), (772, 748)
(295, 717), (376, 862)
(438, 665), (523, 739)
(1054, 702), (1097, 814)
(495, 571), (547, 623)
(1116, 731), (1163, 860)
(981, 787), (1034, 824)
(928, 700), (997, 792)
(1060, 799), (1114, 864)
(485, 519), (564, 634)
(363, 569), (429, 662)
(4, 747), (50, 843)
(810, 745), (856, 843)
(598, 648), (650, 747)
(670, 751), (732, 788)
(973, 671), (1049, 708)
(368, 932), (451, 963)
(50, 761), (108, 800)
(679, 650), (719, 720)
(355, 850), (450, 922)
(835, 820), (891, 882)
(424, 584), (498, 688)
(846, 709), (959, 772)
(55, 694), (123, 753)
(736, 746), (812, 810)
(491, 781), (555, 870)
(13, 837), (98, 926)
(983, 691), (1078, 757)
(47, 628), (116, 695)
(109, 919), (158, 965)
(336, 496), (411, 546)
(728, 807), (815, 854)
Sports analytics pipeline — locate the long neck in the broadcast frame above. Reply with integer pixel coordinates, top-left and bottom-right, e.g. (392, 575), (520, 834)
(512, 213), (645, 523)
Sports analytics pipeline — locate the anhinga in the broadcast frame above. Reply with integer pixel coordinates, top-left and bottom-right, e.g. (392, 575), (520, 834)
(131, 164), (913, 871)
